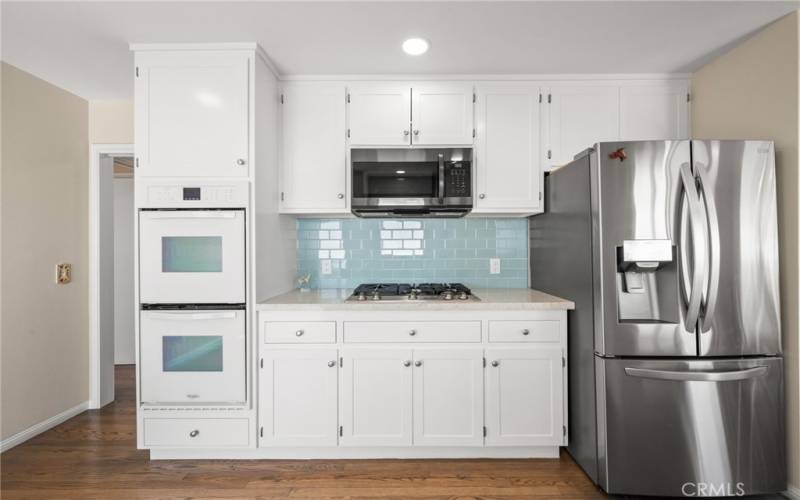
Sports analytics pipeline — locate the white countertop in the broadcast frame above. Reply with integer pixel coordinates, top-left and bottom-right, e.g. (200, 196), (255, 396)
(256, 288), (574, 311)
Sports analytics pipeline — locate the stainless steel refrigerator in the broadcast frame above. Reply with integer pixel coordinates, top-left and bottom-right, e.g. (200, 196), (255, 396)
(530, 140), (785, 497)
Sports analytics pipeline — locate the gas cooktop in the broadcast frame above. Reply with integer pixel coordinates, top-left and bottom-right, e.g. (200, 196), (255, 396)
(347, 283), (478, 302)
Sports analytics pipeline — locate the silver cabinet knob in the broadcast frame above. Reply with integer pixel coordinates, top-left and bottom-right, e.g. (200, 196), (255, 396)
(414, 360), (422, 367)
(491, 360), (499, 367)
(479, 193), (486, 199)
(403, 360), (411, 367)
(413, 129), (420, 136)
(295, 330), (304, 337)
(403, 130), (410, 136)
(328, 360), (336, 367)
(236, 159), (246, 166)
(189, 429), (199, 438)
(337, 193), (344, 199)
(522, 329), (530, 335)
(408, 329), (417, 336)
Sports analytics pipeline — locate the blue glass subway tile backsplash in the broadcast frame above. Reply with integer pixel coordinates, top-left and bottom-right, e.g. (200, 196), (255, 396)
(297, 218), (529, 289)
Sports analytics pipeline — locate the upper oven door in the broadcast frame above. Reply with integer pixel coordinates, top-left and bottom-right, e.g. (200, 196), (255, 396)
(139, 209), (245, 304)
(351, 148), (472, 209)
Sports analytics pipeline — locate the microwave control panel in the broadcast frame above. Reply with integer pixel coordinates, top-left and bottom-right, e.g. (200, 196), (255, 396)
(136, 180), (249, 208)
(446, 163), (471, 198)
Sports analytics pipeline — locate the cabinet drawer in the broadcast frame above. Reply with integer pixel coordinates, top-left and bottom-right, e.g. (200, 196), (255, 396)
(344, 321), (481, 343)
(263, 321), (336, 343)
(488, 320), (560, 343)
(143, 418), (250, 448)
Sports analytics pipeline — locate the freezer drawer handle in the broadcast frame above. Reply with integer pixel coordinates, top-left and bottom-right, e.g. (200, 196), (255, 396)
(624, 366), (767, 382)
(147, 312), (237, 321)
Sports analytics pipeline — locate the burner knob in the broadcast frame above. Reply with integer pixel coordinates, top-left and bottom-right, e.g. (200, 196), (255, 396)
(371, 293), (381, 301)
(458, 292), (469, 300)
(357, 293), (366, 301)
(409, 292), (418, 300)
(442, 291), (454, 301)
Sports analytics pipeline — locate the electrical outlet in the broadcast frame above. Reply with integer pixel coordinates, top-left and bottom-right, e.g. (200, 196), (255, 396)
(56, 263), (72, 284)
(321, 259), (333, 275)
(490, 258), (501, 275)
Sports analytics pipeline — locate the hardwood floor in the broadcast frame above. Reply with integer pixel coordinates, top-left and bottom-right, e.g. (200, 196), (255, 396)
(1, 365), (609, 499)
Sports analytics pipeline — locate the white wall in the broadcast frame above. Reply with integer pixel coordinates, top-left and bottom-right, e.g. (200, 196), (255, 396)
(113, 176), (134, 364)
(691, 11), (800, 492)
(1, 62), (90, 440)
(89, 101), (133, 144)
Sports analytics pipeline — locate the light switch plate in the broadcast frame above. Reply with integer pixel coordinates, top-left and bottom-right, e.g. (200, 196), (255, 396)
(56, 263), (72, 284)
(321, 259), (333, 275)
(489, 258), (501, 275)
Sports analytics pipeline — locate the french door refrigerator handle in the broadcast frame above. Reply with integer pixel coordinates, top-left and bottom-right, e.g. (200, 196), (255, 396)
(695, 164), (720, 333)
(625, 366), (767, 382)
(679, 162), (706, 333)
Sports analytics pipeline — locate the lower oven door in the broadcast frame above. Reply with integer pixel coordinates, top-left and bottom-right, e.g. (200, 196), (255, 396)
(598, 356), (785, 497)
(140, 309), (246, 405)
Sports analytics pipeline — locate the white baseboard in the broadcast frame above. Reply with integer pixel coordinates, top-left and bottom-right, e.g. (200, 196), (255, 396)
(785, 484), (800, 499)
(0, 401), (89, 453)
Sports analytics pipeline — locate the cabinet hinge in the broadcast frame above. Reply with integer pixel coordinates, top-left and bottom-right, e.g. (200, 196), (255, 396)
(563, 425), (567, 436)
(280, 94), (285, 104)
(339, 425), (343, 437)
(483, 426), (487, 437)
(538, 93), (542, 104)
(472, 93), (476, 103)
(562, 357), (566, 367)
(339, 357), (343, 368)
(347, 129), (351, 139)
(280, 191), (284, 202)
(260, 426), (264, 438)
(687, 92), (691, 103)
(135, 158), (139, 168)
(347, 93), (351, 103)
(482, 357), (486, 368)
(472, 128), (476, 138)
(135, 67), (139, 77)
(547, 93), (552, 104)
(547, 150), (552, 160)
(539, 191), (542, 201)
(260, 358), (264, 369)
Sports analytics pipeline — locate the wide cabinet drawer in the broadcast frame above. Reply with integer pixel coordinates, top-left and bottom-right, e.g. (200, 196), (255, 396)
(344, 321), (481, 343)
(143, 418), (250, 448)
(262, 321), (336, 343)
(488, 320), (560, 342)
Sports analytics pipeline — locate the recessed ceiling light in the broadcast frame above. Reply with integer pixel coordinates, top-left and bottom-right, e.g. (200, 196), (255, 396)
(402, 38), (429, 56)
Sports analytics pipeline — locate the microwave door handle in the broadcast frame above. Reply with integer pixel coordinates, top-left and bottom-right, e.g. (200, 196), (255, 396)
(438, 154), (445, 202)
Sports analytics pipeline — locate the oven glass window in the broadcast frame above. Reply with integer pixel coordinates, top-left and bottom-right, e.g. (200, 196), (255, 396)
(162, 336), (223, 372)
(162, 236), (222, 272)
(352, 162), (438, 198)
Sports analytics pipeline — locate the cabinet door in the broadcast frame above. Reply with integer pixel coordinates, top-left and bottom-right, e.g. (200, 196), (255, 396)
(412, 348), (483, 446)
(485, 346), (564, 446)
(348, 85), (411, 146)
(259, 349), (339, 446)
(620, 82), (689, 140)
(475, 83), (542, 211)
(280, 83), (347, 210)
(135, 51), (250, 178)
(340, 348), (413, 446)
(411, 83), (474, 145)
(546, 85), (619, 170)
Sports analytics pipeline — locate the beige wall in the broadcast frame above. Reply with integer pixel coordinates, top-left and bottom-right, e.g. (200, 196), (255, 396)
(1, 63), (90, 440)
(89, 100), (133, 144)
(692, 11), (800, 490)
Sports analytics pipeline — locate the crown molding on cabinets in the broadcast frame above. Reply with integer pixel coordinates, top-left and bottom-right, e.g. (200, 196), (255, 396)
(279, 73), (692, 82)
(129, 42), (280, 78)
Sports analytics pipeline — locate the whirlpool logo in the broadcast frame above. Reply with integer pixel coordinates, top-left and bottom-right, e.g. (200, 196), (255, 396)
(681, 482), (745, 497)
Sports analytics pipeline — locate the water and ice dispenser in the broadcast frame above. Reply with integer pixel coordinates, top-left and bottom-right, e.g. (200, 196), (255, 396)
(616, 240), (679, 323)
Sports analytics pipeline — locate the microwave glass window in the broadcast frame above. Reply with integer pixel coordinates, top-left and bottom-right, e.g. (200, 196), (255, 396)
(353, 162), (438, 198)
(162, 336), (223, 372)
(162, 236), (222, 272)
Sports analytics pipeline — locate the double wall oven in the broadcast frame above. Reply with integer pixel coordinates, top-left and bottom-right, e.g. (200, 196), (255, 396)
(138, 180), (248, 406)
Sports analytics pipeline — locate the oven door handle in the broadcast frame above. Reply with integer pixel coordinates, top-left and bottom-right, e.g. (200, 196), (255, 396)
(144, 211), (237, 219)
(438, 154), (445, 202)
(147, 311), (237, 321)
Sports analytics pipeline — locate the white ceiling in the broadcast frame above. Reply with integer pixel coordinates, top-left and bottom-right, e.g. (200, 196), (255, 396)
(2, 1), (799, 100)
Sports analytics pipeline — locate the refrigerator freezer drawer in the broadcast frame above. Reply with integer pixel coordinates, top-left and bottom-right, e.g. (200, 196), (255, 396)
(597, 356), (785, 497)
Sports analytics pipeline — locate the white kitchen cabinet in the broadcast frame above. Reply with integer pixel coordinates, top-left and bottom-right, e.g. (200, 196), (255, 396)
(411, 83), (474, 145)
(134, 50), (251, 177)
(412, 348), (483, 446)
(259, 349), (339, 446)
(279, 83), (347, 211)
(485, 346), (564, 446)
(619, 82), (690, 140)
(474, 83), (543, 213)
(545, 84), (620, 170)
(347, 85), (411, 146)
(340, 348), (413, 446)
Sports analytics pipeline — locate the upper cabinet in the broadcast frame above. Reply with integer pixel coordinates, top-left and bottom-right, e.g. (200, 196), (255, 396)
(347, 84), (412, 146)
(474, 83), (542, 213)
(134, 50), (251, 178)
(619, 82), (690, 140)
(279, 83), (347, 212)
(545, 84), (620, 169)
(348, 83), (474, 147)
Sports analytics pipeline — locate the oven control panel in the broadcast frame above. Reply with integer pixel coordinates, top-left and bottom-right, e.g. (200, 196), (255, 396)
(136, 180), (248, 208)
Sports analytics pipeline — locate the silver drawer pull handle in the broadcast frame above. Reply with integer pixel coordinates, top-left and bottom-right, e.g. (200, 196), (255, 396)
(295, 330), (304, 337)
(414, 360), (422, 367)
(403, 360), (411, 367)
(327, 360), (336, 367)
(522, 329), (530, 335)
(186, 394), (199, 399)
(491, 360), (499, 367)
(189, 430), (199, 438)
(408, 330), (417, 336)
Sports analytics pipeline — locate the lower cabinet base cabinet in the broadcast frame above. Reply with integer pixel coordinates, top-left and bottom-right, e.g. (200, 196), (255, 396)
(259, 349), (339, 446)
(484, 346), (564, 447)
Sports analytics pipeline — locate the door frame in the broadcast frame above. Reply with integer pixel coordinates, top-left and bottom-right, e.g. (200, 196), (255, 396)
(89, 143), (134, 409)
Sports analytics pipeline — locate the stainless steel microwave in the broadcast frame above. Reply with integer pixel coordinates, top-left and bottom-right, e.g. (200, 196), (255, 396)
(351, 148), (472, 217)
